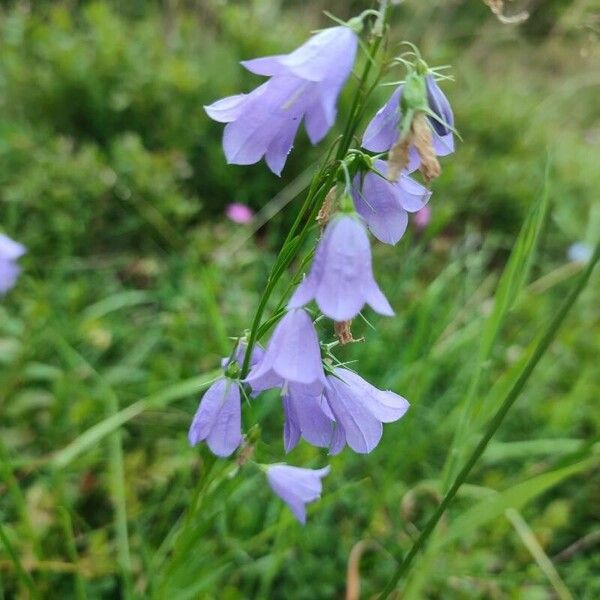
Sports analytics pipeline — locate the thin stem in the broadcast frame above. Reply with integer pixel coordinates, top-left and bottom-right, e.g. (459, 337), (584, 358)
(377, 242), (599, 598)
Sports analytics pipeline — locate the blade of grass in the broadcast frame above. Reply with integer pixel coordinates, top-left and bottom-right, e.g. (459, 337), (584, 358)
(0, 523), (40, 600)
(52, 334), (133, 598)
(377, 240), (599, 598)
(506, 508), (574, 600)
(58, 507), (87, 600)
(51, 371), (220, 470)
(442, 164), (550, 490)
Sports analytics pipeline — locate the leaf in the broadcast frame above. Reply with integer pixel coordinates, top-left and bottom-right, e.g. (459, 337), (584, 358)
(436, 460), (593, 549)
(50, 371), (220, 469)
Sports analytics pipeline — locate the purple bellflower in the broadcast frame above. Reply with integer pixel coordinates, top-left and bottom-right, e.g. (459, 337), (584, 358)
(188, 377), (242, 457)
(0, 233), (25, 295)
(205, 26), (358, 175)
(362, 82), (454, 164)
(267, 464), (330, 524)
(324, 368), (409, 454)
(352, 159), (432, 245)
(245, 309), (326, 395)
(288, 214), (394, 321)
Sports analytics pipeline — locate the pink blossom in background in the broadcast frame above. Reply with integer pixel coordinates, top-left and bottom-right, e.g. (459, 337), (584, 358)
(414, 205), (431, 230)
(226, 202), (254, 224)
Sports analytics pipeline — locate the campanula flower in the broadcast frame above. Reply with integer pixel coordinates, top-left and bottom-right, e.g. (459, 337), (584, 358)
(188, 378), (242, 457)
(289, 214), (394, 321)
(0, 233), (25, 295)
(282, 385), (335, 453)
(267, 464), (330, 524)
(324, 368), (409, 454)
(352, 159), (432, 245)
(205, 26), (358, 175)
(245, 309), (326, 395)
(362, 83), (454, 164)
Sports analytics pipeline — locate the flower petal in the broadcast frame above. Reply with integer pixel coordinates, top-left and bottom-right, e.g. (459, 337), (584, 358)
(362, 86), (402, 152)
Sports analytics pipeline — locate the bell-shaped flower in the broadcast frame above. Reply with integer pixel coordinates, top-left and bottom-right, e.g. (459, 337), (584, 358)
(324, 368), (409, 454)
(205, 26), (358, 175)
(289, 214), (394, 321)
(0, 233), (25, 295)
(188, 377), (242, 457)
(245, 309), (326, 395)
(267, 464), (330, 524)
(352, 159), (432, 245)
(362, 83), (454, 163)
(282, 384), (335, 453)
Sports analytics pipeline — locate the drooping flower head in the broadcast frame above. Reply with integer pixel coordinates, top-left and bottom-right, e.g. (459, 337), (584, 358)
(205, 26), (358, 175)
(245, 308), (326, 394)
(266, 464), (330, 524)
(324, 368), (409, 454)
(0, 233), (26, 295)
(188, 377), (243, 458)
(352, 159), (432, 245)
(362, 68), (455, 180)
(289, 213), (394, 321)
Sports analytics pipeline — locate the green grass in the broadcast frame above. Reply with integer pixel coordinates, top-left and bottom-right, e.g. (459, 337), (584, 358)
(1, 1), (599, 598)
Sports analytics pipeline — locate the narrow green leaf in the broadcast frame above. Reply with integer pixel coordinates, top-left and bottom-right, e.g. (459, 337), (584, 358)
(51, 372), (220, 469)
(437, 460), (592, 548)
(82, 290), (153, 320)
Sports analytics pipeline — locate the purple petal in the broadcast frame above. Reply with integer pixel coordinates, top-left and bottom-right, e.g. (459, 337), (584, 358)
(188, 378), (242, 457)
(266, 116), (302, 176)
(396, 172), (432, 213)
(432, 130), (455, 156)
(324, 377), (383, 454)
(0, 261), (21, 294)
(0, 234), (26, 260)
(241, 55), (288, 77)
(278, 27), (357, 82)
(425, 75), (454, 137)
(282, 394), (302, 452)
(204, 94), (249, 123)
(284, 385), (335, 449)
(352, 169), (409, 246)
(221, 77), (308, 170)
(245, 309), (325, 391)
(362, 86), (402, 152)
(334, 369), (409, 423)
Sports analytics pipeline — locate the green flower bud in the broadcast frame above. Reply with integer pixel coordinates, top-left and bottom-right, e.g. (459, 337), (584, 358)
(400, 71), (427, 113)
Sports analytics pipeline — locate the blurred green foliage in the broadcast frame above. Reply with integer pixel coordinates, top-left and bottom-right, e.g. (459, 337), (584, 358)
(0, 0), (598, 598)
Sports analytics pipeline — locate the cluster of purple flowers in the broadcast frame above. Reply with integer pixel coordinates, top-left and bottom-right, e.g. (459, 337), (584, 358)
(196, 15), (456, 522)
(0, 233), (25, 295)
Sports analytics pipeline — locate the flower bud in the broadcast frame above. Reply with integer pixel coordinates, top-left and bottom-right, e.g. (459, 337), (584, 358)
(400, 72), (427, 113)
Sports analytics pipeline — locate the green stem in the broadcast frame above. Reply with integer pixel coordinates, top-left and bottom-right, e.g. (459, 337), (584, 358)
(377, 242), (599, 598)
